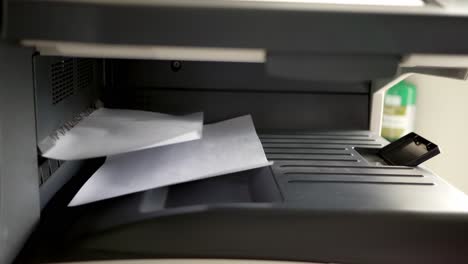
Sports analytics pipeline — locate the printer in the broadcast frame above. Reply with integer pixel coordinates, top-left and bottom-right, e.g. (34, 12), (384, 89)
(2, 0), (468, 263)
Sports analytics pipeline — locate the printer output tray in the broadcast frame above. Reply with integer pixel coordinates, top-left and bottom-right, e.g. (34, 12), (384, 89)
(19, 131), (468, 264)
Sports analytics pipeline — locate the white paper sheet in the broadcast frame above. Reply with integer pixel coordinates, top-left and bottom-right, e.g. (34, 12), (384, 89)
(40, 108), (203, 160)
(69, 115), (272, 206)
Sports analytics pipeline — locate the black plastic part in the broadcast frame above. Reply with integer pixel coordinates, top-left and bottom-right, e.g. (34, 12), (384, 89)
(379, 132), (441, 166)
(266, 53), (400, 81)
(0, 0), (3, 36)
(106, 60), (370, 131)
(0, 41), (38, 264)
(111, 59), (371, 93)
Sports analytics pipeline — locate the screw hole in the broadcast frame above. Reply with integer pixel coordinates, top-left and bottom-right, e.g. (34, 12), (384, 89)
(171, 61), (182, 72)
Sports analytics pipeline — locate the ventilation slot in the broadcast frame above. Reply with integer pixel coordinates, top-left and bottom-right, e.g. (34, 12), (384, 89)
(287, 180), (433, 186)
(284, 172), (423, 177)
(258, 132), (441, 209)
(38, 158), (65, 185)
(260, 136), (374, 141)
(77, 58), (94, 90)
(260, 132), (434, 190)
(262, 141), (381, 147)
(279, 165), (415, 170)
(51, 59), (74, 105)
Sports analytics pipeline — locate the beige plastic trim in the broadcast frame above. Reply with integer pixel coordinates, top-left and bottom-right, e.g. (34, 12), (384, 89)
(401, 54), (468, 68)
(27, 0), (468, 16)
(46, 0), (424, 7)
(22, 40), (266, 63)
(23, 0), (439, 16)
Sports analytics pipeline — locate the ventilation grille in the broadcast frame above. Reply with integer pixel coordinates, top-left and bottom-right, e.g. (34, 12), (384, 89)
(50, 58), (95, 105)
(51, 59), (74, 105)
(77, 58), (94, 90)
(38, 158), (65, 185)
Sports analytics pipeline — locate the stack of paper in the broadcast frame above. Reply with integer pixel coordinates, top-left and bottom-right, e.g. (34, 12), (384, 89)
(39, 108), (203, 160)
(69, 115), (271, 206)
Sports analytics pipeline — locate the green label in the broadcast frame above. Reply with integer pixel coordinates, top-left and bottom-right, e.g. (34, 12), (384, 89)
(385, 80), (417, 106)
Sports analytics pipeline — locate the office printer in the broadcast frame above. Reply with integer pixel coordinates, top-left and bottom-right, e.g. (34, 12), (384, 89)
(2, 0), (468, 263)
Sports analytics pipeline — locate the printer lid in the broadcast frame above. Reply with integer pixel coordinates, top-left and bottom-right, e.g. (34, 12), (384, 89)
(6, 0), (468, 55)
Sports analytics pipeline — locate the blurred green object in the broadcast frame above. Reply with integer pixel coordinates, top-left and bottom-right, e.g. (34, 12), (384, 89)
(381, 80), (417, 142)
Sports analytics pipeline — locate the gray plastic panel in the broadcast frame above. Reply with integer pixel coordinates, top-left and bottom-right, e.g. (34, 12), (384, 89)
(0, 42), (38, 264)
(261, 131), (468, 211)
(7, 1), (468, 54)
(66, 207), (468, 264)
